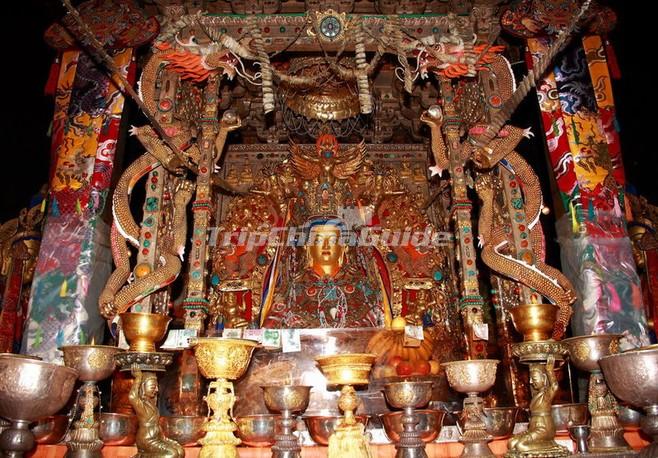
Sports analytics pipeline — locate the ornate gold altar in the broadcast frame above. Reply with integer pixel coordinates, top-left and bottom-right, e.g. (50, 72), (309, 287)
(3, 0), (656, 457)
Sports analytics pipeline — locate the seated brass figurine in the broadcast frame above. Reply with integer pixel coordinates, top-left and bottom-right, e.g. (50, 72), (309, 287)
(507, 356), (567, 456)
(129, 367), (184, 458)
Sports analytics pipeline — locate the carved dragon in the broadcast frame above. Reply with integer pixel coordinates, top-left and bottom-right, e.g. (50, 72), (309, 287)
(100, 179), (194, 320)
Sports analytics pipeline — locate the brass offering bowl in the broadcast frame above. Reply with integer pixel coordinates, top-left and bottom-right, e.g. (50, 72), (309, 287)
(383, 380), (434, 410)
(509, 303), (558, 341)
(119, 312), (171, 353)
(563, 334), (621, 373)
(0, 356), (78, 457)
(442, 359), (499, 395)
(551, 403), (589, 434)
(600, 347), (658, 456)
(160, 415), (206, 447)
(380, 410), (444, 443)
(30, 416), (68, 444)
(190, 337), (258, 458)
(235, 414), (279, 447)
(60, 345), (122, 381)
(191, 337), (259, 380)
(99, 413), (137, 446)
(261, 385), (312, 414)
(315, 353), (376, 386)
(304, 414), (369, 446)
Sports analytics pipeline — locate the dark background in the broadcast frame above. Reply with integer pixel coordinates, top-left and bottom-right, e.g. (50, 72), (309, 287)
(0, 1), (654, 223)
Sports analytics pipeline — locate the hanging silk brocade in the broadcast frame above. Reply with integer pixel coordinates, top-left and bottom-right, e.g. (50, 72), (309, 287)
(21, 50), (133, 361)
(528, 37), (650, 347)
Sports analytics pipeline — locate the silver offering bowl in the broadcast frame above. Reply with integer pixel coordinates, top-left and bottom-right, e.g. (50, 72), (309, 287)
(569, 425), (591, 454)
(304, 414), (369, 446)
(159, 415), (206, 446)
(0, 355), (78, 458)
(456, 407), (517, 440)
(600, 347), (658, 457)
(617, 405), (642, 431)
(442, 359), (499, 458)
(380, 410), (444, 444)
(551, 403), (589, 435)
(99, 413), (137, 446)
(383, 381), (434, 458)
(563, 334), (628, 453)
(30, 415), (68, 444)
(236, 414), (280, 447)
(60, 345), (123, 458)
(262, 385), (311, 458)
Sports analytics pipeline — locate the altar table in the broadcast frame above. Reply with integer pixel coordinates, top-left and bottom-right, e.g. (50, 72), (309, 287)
(29, 432), (650, 458)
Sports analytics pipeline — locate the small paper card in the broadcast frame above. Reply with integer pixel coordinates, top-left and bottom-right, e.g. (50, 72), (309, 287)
(243, 328), (264, 344)
(222, 328), (243, 339)
(473, 323), (489, 341)
(282, 329), (301, 353)
(160, 329), (198, 350)
(262, 329), (282, 348)
(403, 325), (423, 347)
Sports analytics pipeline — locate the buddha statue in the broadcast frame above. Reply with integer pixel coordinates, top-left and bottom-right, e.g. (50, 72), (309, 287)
(261, 217), (391, 328)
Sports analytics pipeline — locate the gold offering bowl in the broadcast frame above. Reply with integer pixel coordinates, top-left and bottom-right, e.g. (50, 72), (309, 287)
(0, 356), (78, 457)
(315, 353), (376, 386)
(383, 381), (434, 410)
(60, 345), (123, 381)
(191, 337), (258, 380)
(563, 334), (621, 372)
(442, 359), (499, 395)
(509, 303), (558, 342)
(119, 312), (171, 353)
(261, 385), (312, 414)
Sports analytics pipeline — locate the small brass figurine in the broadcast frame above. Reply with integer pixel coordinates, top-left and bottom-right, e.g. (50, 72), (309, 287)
(129, 367), (184, 458)
(507, 356), (567, 457)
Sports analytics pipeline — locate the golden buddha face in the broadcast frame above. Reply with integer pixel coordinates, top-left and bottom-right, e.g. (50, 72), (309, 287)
(306, 224), (345, 276)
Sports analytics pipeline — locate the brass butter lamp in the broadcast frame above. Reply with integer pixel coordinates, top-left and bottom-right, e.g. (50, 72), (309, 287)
(506, 303), (569, 458)
(316, 353), (376, 458)
(114, 312), (181, 457)
(190, 337), (258, 458)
